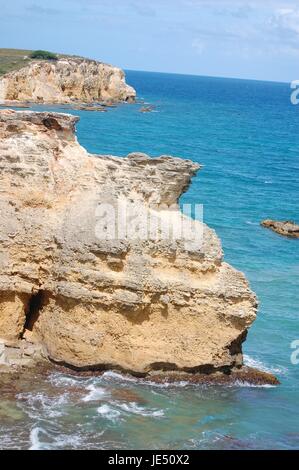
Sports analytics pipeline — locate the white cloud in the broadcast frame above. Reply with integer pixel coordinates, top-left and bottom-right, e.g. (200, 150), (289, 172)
(272, 7), (299, 36)
(192, 38), (206, 55)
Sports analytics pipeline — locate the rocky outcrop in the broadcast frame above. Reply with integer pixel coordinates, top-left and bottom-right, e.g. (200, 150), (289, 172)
(0, 58), (136, 104)
(261, 220), (299, 239)
(139, 105), (155, 113)
(0, 110), (258, 376)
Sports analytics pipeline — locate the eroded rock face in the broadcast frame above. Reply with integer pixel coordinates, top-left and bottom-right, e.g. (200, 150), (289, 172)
(0, 58), (136, 104)
(0, 110), (258, 374)
(261, 220), (299, 239)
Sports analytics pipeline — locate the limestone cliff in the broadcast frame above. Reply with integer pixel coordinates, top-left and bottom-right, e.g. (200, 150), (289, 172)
(0, 58), (136, 104)
(0, 110), (258, 375)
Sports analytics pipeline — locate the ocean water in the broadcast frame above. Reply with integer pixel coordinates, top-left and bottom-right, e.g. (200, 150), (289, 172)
(1, 71), (298, 449)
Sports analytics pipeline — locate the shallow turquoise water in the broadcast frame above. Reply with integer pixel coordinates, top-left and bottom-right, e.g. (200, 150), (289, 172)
(1, 72), (298, 449)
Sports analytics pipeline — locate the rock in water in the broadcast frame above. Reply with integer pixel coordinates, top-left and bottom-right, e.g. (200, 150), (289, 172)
(0, 110), (258, 375)
(0, 58), (136, 104)
(261, 220), (299, 239)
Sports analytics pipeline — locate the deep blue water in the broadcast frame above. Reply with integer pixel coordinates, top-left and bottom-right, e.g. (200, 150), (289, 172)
(2, 72), (299, 449)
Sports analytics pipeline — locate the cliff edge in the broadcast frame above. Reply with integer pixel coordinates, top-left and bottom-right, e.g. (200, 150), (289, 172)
(0, 110), (260, 377)
(0, 55), (136, 104)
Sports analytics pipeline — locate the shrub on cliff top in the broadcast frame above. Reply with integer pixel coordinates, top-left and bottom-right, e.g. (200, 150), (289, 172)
(30, 50), (58, 61)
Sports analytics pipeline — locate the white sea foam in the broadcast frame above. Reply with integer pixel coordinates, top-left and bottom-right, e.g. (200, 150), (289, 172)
(244, 354), (287, 376)
(29, 426), (88, 450)
(82, 384), (107, 402)
(97, 404), (121, 421)
(49, 373), (83, 388)
(117, 402), (165, 417)
(144, 379), (190, 388)
(29, 426), (55, 450)
(29, 427), (44, 450)
(232, 380), (277, 389)
(18, 391), (69, 419)
(100, 370), (190, 389)
(101, 370), (139, 383)
(102, 370), (198, 390)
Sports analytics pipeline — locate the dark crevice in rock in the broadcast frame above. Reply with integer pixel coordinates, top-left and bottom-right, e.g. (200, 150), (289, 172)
(23, 290), (46, 333)
(228, 330), (248, 356)
(42, 117), (62, 131)
(148, 362), (233, 375)
(48, 358), (149, 378)
(48, 357), (234, 378)
(48, 360), (280, 386)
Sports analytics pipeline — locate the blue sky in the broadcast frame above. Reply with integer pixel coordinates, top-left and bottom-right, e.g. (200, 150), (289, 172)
(1, 0), (299, 82)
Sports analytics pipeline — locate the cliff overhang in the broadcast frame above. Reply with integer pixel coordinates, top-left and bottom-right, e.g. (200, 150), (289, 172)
(0, 110), (277, 385)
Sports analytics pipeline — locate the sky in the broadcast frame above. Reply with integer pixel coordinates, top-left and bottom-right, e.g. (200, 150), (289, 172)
(1, 0), (299, 82)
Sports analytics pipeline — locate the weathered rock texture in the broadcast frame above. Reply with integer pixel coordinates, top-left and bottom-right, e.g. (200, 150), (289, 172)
(0, 110), (258, 375)
(261, 220), (299, 239)
(0, 58), (136, 104)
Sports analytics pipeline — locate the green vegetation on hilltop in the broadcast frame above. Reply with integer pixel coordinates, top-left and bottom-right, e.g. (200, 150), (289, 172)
(0, 48), (80, 76)
(30, 50), (58, 60)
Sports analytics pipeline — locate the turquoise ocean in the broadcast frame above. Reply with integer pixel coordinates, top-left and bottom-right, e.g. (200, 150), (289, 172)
(1, 71), (298, 449)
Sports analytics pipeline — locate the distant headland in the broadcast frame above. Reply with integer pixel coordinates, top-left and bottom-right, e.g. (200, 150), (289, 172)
(0, 48), (136, 105)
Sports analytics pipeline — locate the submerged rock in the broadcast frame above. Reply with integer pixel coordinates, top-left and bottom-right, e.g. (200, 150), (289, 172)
(72, 105), (108, 112)
(139, 105), (155, 113)
(147, 367), (280, 386)
(0, 110), (259, 376)
(110, 388), (148, 405)
(261, 220), (299, 238)
(0, 400), (25, 421)
(0, 57), (136, 104)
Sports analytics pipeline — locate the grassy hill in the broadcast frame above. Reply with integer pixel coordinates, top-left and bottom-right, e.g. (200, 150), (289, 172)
(0, 49), (84, 76)
(0, 49), (33, 76)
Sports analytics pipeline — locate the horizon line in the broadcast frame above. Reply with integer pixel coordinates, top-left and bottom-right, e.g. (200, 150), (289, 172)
(124, 67), (290, 86)
(0, 48), (290, 85)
